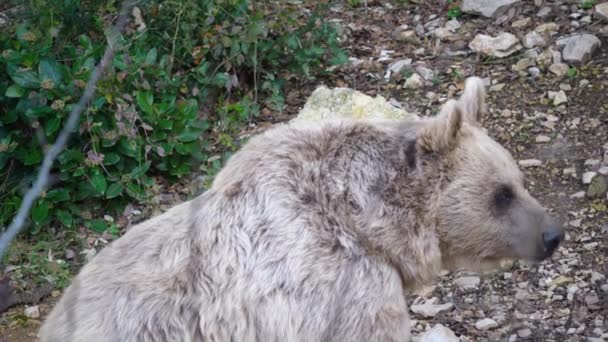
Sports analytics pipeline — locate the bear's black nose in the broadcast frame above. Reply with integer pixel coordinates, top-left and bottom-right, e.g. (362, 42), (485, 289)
(542, 227), (564, 256)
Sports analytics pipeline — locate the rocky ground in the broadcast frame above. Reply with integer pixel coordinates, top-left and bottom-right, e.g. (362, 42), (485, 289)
(1, 0), (608, 341)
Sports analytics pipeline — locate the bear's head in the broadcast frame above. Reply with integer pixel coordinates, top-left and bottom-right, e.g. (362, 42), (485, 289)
(418, 77), (564, 271)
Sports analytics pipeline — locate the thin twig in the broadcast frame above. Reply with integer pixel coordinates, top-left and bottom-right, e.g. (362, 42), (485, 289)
(0, 0), (136, 262)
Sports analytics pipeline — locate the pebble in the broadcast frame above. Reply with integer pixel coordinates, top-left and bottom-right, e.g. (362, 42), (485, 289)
(410, 302), (454, 318)
(512, 17), (531, 28)
(583, 171), (597, 185)
(475, 318), (499, 331)
(553, 90), (568, 106)
(24, 305), (40, 319)
(557, 34), (602, 64)
(404, 73), (424, 89)
(518, 328), (533, 338)
(419, 324), (460, 342)
(454, 276), (481, 289)
(469, 32), (523, 58)
(549, 63), (570, 77)
(524, 31), (547, 48)
(519, 159), (542, 167)
(597, 3), (608, 22)
(536, 135), (551, 143)
(460, 0), (520, 18)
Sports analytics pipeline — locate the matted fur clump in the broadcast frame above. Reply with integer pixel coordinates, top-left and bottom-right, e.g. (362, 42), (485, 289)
(40, 77), (563, 342)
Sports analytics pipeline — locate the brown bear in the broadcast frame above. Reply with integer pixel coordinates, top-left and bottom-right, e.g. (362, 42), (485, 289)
(39, 76), (563, 342)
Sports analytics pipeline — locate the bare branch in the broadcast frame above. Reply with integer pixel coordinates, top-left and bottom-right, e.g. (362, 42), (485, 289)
(0, 0), (137, 261)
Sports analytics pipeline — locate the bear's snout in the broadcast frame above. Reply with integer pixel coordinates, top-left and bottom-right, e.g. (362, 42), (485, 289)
(541, 226), (564, 259)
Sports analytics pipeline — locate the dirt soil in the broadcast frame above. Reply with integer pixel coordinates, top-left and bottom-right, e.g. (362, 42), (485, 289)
(2, 1), (608, 341)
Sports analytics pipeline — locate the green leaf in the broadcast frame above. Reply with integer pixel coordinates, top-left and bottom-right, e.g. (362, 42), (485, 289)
(130, 161), (151, 178)
(23, 149), (42, 165)
(45, 116), (61, 136)
(158, 119), (173, 130)
(105, 182), (123, 199)
(46, 189), (70, 202)
(136, 91), (154, 115)
(9, 68), (39, 88)
(5, 84), (25, 98)
(56, 210), (74, 227)
(144, 48), (157, 65)
(38, 58), (63, 85)
(88, 219), (108, 233)
(126, 182), (146, 200)
(90, 172), (107, 195)
(103, 152), (120, 165)
(32, 200), (50, 225)
(177, 131), (200, 142)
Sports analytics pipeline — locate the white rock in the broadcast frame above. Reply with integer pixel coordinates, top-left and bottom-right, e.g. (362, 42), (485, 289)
(405, 73), (424, 89)
(535, 23), (559, 35)
(536, 135), (551, 143)
(475, 318), (499, 331)
(570, 191), (586, 199)
(524, 31), (547, 48)
(557, 34), (602, 64)
(469, 32), (523, 58)
(583, 171), (598, 184)
(460, 0), (520, 18)
(549, 63), (570, 77)
(519, 159), (542, 167)
(419, 324), (460, 342)
(415, 66), (435, 81)
(553, 90), (568, 106)
(388, 59), (413, 74)
(596, 3), (608, 22)
(294, 86), (418, 123)
(537, 6), (552, 17)
(598, 166), (608, 175)
(24, 305), (40, 319)
(518, 328), (533, 338)
(512, 17), (531, 28)
(410, 302), (454, 318)
(591, 271), (606, 283)
(454, 276), (481, 289)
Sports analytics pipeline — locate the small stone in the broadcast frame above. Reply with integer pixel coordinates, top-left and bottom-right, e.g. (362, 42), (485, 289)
(537, 6), (552, 17)
(598, 166), (608, 175)
(469, 32), (523, 58)
(512, 18), (531, 28)
(388, 59), (413, 74)
(557, 34), (602, 64)
(410, 302), (454, 318)
(551, 275), (574, 286)
(596, 3), (608, 22)
(24, 305), (40, 319)
(549, 63), (570, 77)
(395, 30), (418, 43)
(553, 90), (568, 106)
(583, 171), (598, 184)
(591, 272), (606, 283)
(460, 0), (520, 18)
(518, 328), (533, 338)
(519, 159), (542, 167)
(404, 73), (424, 89)
(524, 31), (547, 48)
(535, 23), (559, 35)
(513, 58), (535, 72)
(587, 175), (608, 199)
(65, 248), (76, 260)
(490, 83), (506, 92)
(454, 276), (481, 289)
(475, 318), (499, 331)
(415, 66), (435, 81)
(536, 135), (551, 143)
(528, 67), (541, 77)
(419, 324), (460, 342)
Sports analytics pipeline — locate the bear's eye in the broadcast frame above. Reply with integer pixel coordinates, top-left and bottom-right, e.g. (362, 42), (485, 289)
(494, 185), (514, 209)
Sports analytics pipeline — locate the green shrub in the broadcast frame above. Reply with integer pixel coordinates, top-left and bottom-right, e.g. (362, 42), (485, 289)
(0, 0), (347, 237)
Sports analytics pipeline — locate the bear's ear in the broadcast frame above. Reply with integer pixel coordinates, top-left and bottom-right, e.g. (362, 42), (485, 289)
(418, 99), (463, 153)
(459, 76), (486, 124)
